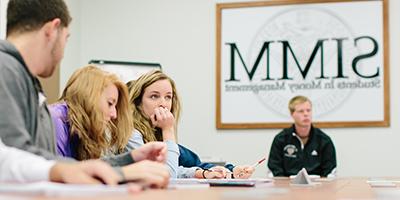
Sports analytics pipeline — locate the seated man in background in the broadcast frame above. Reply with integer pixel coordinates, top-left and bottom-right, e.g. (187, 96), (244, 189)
(267, 95), (337, 177)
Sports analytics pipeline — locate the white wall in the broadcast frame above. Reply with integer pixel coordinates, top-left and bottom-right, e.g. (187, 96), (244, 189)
(63, 0), (400, 177)
(0, 0), (9, 39)
(60, 0), (82, 89)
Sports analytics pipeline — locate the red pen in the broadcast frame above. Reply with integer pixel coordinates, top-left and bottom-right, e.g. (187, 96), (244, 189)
(237, 157), (267, 178)
(251, 157), (266, 168)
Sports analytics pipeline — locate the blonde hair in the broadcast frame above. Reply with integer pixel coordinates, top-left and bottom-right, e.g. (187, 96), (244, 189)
(60, 65), (133, 160)
(128, 70), (181, 143)
(288, 95), (312, 114)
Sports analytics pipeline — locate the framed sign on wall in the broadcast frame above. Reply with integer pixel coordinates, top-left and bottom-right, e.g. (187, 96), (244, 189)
(216, 0), (389, 129)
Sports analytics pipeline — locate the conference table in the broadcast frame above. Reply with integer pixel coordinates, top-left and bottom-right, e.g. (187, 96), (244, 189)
(2, 177), (400, 200)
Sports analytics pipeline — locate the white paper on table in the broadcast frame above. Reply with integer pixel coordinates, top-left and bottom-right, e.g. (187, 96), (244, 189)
(0, 182), (129, 197)
(367, 178), (397, 188)
(168, 178), (209, 189)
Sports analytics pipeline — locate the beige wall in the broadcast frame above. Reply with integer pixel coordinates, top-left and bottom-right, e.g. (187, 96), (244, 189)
(38, 67), (60, 104)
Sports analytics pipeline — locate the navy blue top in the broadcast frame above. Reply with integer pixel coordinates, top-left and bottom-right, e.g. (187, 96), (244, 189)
(178, 144), (235, 172)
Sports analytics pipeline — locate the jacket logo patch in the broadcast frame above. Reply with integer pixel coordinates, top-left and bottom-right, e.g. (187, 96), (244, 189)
(311, 150), (318, 156)
(284, 144), (298, 158)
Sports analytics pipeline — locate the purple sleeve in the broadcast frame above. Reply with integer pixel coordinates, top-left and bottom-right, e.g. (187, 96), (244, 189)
(48, 104), (72, 157)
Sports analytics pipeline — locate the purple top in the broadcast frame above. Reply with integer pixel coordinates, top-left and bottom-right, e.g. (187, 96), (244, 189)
(48, 102), (78, 159)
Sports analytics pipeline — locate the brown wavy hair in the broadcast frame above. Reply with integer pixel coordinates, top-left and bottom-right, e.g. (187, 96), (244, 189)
(60, 65), (133, 160)
(127, 70), (181, 143)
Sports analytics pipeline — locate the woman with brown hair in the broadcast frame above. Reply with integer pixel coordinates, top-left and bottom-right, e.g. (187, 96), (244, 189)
(127, 70), (255, 179)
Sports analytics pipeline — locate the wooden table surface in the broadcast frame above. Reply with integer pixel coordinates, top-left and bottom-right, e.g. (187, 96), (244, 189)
(2, 177), (399, 200)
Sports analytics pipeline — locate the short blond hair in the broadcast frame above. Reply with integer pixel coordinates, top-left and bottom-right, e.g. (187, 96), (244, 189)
(288, 95), (311, 114)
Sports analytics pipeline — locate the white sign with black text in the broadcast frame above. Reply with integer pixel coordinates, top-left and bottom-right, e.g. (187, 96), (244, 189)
(216, 0), (389, 129)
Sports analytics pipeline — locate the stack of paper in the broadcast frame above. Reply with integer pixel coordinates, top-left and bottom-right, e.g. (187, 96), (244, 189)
(367, 178), (398, 187)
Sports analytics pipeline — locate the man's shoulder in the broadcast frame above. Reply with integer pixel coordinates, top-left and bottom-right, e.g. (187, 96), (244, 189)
(0, 54), (24, 75)
(312, 127), (333, 141)
(0, 50), (28, 82)
(0, 49), (32, 101)
(273, 126), (294, 140)
(0, 42), (22, 68)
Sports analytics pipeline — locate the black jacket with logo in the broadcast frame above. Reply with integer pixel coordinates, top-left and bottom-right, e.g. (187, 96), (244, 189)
(267, 125), (336, 177)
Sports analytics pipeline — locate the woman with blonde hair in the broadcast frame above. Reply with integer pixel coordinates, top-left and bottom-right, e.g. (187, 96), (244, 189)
(50, 66), (174, 188)
(50, 65), (132, 161)
(127, 70), (255, 179)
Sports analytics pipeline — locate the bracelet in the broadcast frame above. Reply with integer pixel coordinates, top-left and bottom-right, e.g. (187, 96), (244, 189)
(202, 169), (210, 179)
